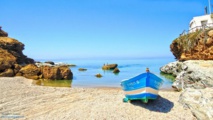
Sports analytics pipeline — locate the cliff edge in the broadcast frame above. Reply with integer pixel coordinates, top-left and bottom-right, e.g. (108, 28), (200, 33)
(170, 29), (213, 61)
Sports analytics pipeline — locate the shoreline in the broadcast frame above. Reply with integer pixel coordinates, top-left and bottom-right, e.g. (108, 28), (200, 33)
(33, 79), (175, 91)
(0, 77), (195, 119)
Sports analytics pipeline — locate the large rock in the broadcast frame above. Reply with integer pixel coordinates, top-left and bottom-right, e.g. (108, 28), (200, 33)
(41, 66), (73, 80)
(179, 88), (213, 120)
(160, 60), (213, 90)
(170, 29), (213, 61)
(41, 66), (61, 80)
(18, 64), (41, 80)
(59, 66), (73, 79)
(113, 68), (120, 73)
(160, 61), (185, 77)
(102, 64), (118, 70)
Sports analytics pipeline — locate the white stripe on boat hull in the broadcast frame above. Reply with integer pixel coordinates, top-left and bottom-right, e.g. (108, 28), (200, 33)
(124, 87), (158, 95)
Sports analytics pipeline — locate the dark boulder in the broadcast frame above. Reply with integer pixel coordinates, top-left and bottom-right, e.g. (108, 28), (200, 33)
(113, 68), (120, 73)
(95, 73), (102, 78)
(0, 69), (14, 77)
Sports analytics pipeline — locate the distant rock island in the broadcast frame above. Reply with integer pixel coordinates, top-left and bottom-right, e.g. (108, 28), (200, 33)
(0, 27), (73, 80)
(102, 64), (118, 70)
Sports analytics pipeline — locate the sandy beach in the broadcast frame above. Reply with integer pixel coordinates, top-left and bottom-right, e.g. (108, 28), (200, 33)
(0, 77), (195, 120)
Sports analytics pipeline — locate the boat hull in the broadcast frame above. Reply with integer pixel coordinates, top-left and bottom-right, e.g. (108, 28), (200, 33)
(121, 72), (163, 103)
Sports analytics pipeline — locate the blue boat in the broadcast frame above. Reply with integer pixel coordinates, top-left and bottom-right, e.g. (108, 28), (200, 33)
(121, 68), (163, 103)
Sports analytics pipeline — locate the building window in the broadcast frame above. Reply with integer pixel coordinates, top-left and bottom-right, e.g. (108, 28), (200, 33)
(201, 20), (208, 27)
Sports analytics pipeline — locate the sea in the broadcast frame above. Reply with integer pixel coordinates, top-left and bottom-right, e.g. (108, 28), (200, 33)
(38, 57), (176, 90)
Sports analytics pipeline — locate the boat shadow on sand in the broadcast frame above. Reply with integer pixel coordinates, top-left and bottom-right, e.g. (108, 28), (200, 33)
(130, 96), (174, 113)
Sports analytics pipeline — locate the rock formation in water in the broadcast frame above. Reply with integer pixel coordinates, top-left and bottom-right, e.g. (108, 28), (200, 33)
(102, 64), (118, 70)
(102, 63), (120, 74)
(113, 68), (120, 73)
(170, 29), (213, 61)
(0, 27), (73, 80)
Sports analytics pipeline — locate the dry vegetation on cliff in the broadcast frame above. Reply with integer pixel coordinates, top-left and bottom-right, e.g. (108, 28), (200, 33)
(171, 28), (213, 61)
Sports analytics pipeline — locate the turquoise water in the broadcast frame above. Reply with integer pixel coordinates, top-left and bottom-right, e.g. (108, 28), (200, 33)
(53, 57), (175, 90)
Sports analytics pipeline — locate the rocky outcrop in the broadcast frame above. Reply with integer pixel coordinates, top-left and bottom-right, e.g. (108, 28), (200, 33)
(102, 63), (120, 74)
(17, 65), (73, 80)
(165, 26), (213, 120)
(160, 60), (213, 91)
(41, 66), (62, 80)
(18, 64), (41, 80)
(59, 66), (73, 79)
(95, 73), (102, 78)
(102, 64), (118, 70)
(40, 66), (73, 80)
(170, 29), (213, 61)
(0, 27), (73, 80)
(78, 68), (87, 71)
(161, 61), (213, 120)
(179, 88), (213, 120)
(0, 37), (34, 64)
(113, 68), (120, 73)
(0, 27), (34, 77)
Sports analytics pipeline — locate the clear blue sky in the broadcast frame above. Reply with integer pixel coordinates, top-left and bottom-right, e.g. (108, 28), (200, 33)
(0, 0), (210, 60)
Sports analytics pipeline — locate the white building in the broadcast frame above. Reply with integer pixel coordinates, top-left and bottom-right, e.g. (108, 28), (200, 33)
(189, 14), (213, 33)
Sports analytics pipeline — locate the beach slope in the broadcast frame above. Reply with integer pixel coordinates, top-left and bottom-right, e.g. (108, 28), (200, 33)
(0, 77), (195, 120)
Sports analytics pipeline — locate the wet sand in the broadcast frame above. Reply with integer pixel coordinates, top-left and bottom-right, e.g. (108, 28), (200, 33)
(0, 77), (195, 120)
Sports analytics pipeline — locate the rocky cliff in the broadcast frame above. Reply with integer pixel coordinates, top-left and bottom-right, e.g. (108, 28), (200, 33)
(166, 28), (213, 89)
(0, 27), (72, 80)
(170, 29), (213, 61)
(0, 27), (34, 76)
(162, 28), (213, 120)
